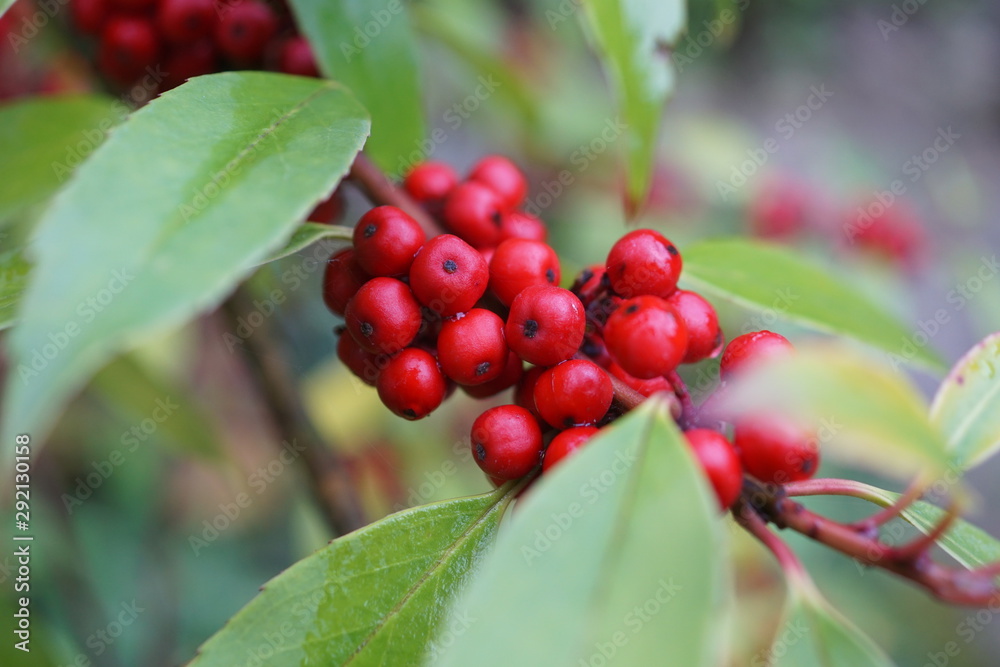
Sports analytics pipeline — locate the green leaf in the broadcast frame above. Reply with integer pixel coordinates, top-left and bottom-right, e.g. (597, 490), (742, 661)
(681, 238), (946, 371)
(190, 487), (518, 666)
(290, 0), (424, 174)
(1, 73), (370, 455)
(0, 95), (125, 223)
(580, 0), (685, 214)
(722, 344), (951, 480)
(0, 248), (30, 330)
(929, 332), (1000, 468)
(435, 399), (731, 667)
(765, 579), (895, 667)
(258, 223), (352, 265)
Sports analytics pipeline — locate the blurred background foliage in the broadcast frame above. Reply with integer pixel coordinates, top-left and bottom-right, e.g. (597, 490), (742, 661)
(2, 0), (999, 664)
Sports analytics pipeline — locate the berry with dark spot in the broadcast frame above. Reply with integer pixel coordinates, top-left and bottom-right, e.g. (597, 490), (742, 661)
(352, 206), (425, 277)
(442, 181), (504, 248)
(603, 296), (688, 378)
(98, 17), (161, 84)
(605, 229), (682, 299)
(376, 348), (447, 420)
(462, 351), (524, 399)
(437, 309), (508, 385)
(157, 0), (216, 44)
(404, 161), (458, 204)
(505, 285), (585, 366)
(408, 234), (488, 317)
(214, 1), (277, 63)
(470, 405), (543, 480)
(488, 238), (561, 306)
(344, 277), (422, 354)
(733, 414), (819, 485)
(533, 360), (613, 428)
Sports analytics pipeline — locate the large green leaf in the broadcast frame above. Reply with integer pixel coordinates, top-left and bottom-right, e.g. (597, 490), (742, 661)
(580, 0), (685, 214)
(681, 238), (946, 371)
(1, 73), (370, 455)
(435, 399), (731, 667)
(929, 332), (1000, 469)
(259, 222), (352, 265)
(191, 487), (518, 666)
(722, 345), (951, 480)
(0, 95), (125, 223)
(289, 0), (424, 174)
(766, 578), (894, 667)
(0, 248), (30, 330)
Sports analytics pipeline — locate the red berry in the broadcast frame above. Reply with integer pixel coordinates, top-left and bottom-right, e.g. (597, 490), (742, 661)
(344, 277), (423, 354)
(733, 414), (819, 485)
(98, 17), (161, 85)
(498, 211), (547, 243)
(543, 426), (599, 473)
(278, 36), (320, 77)
(158, 0), (216, 44)
(607, 361), (672, 397)
(110, 0), (155, 12)
(571, 264), (608, 306)
(605, 229), (682, 299)
(666, 290), (723, 364)
(337, 330), (387, 386)
(684, 429), (743, 510)
(533, 360), (613, 428)
(505, 285), (586, 367)
(489, 238), (561, 306)
(749, 180), (807, 239)
(72, 0), (109, 35)
(215, 1), (277, 63)
(408, 234), (488, 317)
(322, 249), (369, 316)
(308, 189), (344, 224)
(437, 309), (509, 385)
(719, 331), (793, 382)
(471, 405), (543, 480)
(514, 365), (544, 418)
(404, 162), (458, 204)
(376, 348), (447, 420)
(161, 41), (217, 91)
(462, 351), (524, 399)
(604, 296), (688, 379)
(442, 181), (503, 248)
(352, 206), (426, 277)
(468, 155), (527, 210)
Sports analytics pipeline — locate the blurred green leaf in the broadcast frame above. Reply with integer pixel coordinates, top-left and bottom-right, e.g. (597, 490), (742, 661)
(767, 578), (895, 667)
(435, 399), (731, 667)
(190, 488), (517, 666)
(1, 72), (370, 455)
(0, 95), (125, 223)
(0, 248), (30, 330)
(89, 354), (223, 460)
(580, 0), (685, 214)
(258, 223), (351, 265)
(930, 332), (1000, 469)
(722, 345), (951, 480)
(682, 238), (946, 371)
(290, 0), (424, 174)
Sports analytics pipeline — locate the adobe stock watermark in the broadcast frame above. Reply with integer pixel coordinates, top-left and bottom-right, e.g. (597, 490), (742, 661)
(188, 439), (306, 555)
(58, 599), (145, 666)
(751, 616), (810, 666)
(338, 0), (405, 62)
(61, 396), (179, 515)
(521, 116), (628, 217)
(877, 0), (932, 41)
(715, 84), (833, 201)
(16, 268), (135, 385)
(425, 608), (477, 663)
(918, 594), (1000, 667)
(845, 126), (960, 243)
(579, 578), (682, 667)
(886, 254), (997, 370)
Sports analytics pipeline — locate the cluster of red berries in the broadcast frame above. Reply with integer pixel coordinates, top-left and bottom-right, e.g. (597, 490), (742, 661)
(323, 156), (820, 510)
(68, 0), (317, 90)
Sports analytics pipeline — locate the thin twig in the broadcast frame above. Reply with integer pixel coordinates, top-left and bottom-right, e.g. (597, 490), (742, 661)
(666, 370), (696, 429)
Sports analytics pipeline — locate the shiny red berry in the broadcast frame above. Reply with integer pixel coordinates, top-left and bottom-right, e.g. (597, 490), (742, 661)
(607, 361), (672, 397)
(158, 0), (216, 44)
(278, 36), (320, 77)
(489, 238), (560, 306)
(684, 429), (743, 510)
(352, 206), (425, 277)
(98, 17), (160, 85)
(666, 290), (723, 364)
(543, 426), (599, 473)
(437, 309), (509, 385)
(110, 0), (155, 12)
(337, 330), (387, 386)
(514, 365), (544, 418)
(215, 1), (277, 63)
(505, 285), (586, 367)
(719, 330), (793, 382)
(308, 189), (344, 224)
(468, 155), (527, 210)
(344, 277), (423, 354)
(533, 360), (613, 428)
(404, 162), (458, 204)
(442, 181), (503, 248)
(462, 351), (524, 399)
(604, 296), (688, 379)
(605, 229), (682, 299)
(471, 405), (543, 480)
(322, 249), (369, 316)
(71, 0), (109, 35)
(733, 414), (819, 485)
(408, 234), (488, 317)
(376, 348), (447, 420)
(498, 211), (547, 243)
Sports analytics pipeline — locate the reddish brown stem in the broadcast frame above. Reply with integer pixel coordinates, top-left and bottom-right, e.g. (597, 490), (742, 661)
(848, 479), (925, 536)
(666, 370), (696, 429)
(348, 153), (443, 236)
(734, 499), (809, 580)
